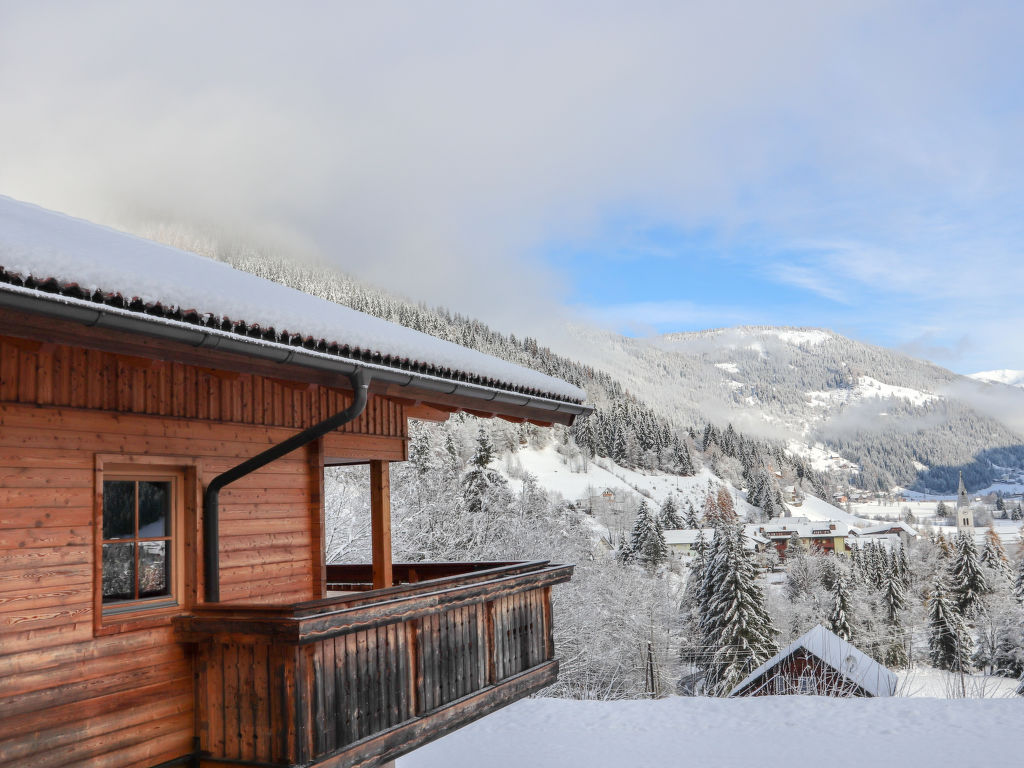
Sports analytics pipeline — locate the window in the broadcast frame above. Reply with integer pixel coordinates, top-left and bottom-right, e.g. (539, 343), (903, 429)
(95, 460), (191, 633)
(101, 477), (176, 610)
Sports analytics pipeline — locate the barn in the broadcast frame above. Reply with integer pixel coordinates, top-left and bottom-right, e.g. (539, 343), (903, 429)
(729, 624), (897, 698)
(0, 196), (589, 768)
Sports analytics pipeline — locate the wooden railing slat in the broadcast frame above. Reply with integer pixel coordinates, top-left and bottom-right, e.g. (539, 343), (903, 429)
(183, 562), (570, 767)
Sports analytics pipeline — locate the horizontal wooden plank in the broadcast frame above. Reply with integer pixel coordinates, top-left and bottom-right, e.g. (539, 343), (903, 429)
(0, 486), (93, 509)
(2, 651), (188, 719)
(0, 688), (190, 763)
(0, 564), (92, 595)
(0, 508), (91, 530)
(0, 627), (170, 685)
(0, 602), (92, 634)
(0, 527), (89, 550)
(0, 466), (92, 487)
(0, 546), (90, 574)
(15, 708), (193, 768)
(0, 581), (92, 614)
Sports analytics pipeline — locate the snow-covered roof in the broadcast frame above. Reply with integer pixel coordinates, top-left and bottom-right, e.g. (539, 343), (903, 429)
(664, 528), (765, 549)
(730, 624), (897, 698)
(852, 522), (918, 538)
(0, 196), (585, 404)
(747, 519), (850, 539)
(663, 528), (716, 546)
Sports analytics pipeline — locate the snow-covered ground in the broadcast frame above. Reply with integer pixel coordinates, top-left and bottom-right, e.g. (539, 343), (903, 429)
(499, 446), (760, 518)
(400, 695), (1024, 768)
(806, 375), (939, 409)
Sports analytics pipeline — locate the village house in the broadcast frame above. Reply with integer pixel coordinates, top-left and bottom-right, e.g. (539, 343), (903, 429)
(663, 528), (767, 557)
(850, 521), (918, 546)
(751, 517), (850, 557)
(0, 197), (590, 768)
(729, 624), (898, 697)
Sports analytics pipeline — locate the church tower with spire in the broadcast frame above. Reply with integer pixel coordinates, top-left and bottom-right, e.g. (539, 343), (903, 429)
(956, 471), (974, 533)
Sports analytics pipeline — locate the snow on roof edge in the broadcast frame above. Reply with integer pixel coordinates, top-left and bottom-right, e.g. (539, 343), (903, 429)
(0, 196), (585, 404)
(729, 624), (897, 698)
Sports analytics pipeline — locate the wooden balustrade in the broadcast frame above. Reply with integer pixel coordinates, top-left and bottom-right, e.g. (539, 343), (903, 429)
(174, 561), (572, 768)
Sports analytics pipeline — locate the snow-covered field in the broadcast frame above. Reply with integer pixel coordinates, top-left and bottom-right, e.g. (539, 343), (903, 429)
(400, 695), (1024, 768)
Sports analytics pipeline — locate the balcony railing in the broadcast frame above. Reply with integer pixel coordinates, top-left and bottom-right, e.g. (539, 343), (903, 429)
(174, 560), (572, 768)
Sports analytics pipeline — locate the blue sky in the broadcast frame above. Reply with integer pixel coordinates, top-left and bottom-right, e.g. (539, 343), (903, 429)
(1, 1), (1023, 374)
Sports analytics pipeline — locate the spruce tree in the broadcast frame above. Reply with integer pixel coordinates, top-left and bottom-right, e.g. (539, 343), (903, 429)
(461, 429), (506, 516)
(659, 496), (684, 530)
(629, 501), (656, 554)
(928, 580), (972, 672)
(703, 521), (778, 695)
(683, 501), (701, 529)
(882, 563), (907, 625)
(949, 533), (989, 619)
(675, 439), (695, 476)
(980, 526), (1013, 585)
(638, 515), (669, 569)
(827, 575), (854, 641)
(1014, 557), (1024, 605)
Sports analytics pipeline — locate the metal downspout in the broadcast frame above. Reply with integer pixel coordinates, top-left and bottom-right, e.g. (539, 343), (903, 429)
(202, 370), (370, 603)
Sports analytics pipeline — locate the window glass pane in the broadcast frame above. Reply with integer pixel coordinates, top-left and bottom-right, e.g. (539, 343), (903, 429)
(102, 481), (135, 540)
(138, 481), (171, 538)
(102, 543), (135, 602)
(139, 541), (170, 598)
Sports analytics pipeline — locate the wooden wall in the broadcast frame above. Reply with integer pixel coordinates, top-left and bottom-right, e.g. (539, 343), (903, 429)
(0, 335), (407, 437)
(0, 335), (408, 768)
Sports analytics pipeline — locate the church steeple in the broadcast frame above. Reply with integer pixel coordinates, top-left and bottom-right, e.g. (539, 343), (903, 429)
(956, 471), (973, 532)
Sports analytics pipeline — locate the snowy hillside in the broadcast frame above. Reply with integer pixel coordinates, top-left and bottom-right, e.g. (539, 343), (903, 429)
(400, 695), (1024, 768)
(970, 369), (1024, 388)
(554, 323), (1024, 494)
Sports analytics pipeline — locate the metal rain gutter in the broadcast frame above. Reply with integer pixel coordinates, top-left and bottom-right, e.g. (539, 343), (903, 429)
(203, 370), (369, 603)
(0, 285), (591, 419)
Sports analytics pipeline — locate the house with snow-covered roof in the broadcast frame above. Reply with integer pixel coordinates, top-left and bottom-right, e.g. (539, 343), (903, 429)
(664, 528), (767, 556)
(0, 196), (589, 768)
(748, 517), (851, 557)
(729, 624), (898, 698)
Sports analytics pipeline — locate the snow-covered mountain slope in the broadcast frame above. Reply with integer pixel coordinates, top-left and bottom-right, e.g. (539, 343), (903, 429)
(499, 444), (861, 525)
(970, 369), (1024, 388)
(552, 324), (1024, 494)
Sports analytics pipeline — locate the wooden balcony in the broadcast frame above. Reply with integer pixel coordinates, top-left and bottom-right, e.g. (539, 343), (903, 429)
(174, 560), (572, 768)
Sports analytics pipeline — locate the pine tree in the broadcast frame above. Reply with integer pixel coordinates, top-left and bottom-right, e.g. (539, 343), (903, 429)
(410, 427), (434, 477)
(949, 533), (989, 619)
(683, 501), (701, 529)
(703, 521), (778, 695)
(1014, 557), (1024, 605)
(980, 526), (1013, 585)
(629, 501), (656, 554)
(638, 515), (669, 569)
(882, 563), (907, 625)
(675, 439), (695, 476)
(827, 575), (854, 641)
(928, 580), (973, 673)
(461, 429), (506, 516)
(658, 496), (684, 530)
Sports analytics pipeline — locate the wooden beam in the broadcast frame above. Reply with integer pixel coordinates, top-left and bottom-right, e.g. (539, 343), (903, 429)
(370, 460), (393, 590)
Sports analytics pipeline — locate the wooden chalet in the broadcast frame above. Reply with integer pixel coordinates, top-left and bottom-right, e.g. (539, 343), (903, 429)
(729, 625), (897, 698)
(0, 197), (590, 768)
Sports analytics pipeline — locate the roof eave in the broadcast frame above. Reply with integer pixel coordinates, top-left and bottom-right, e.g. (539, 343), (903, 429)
(0, 285), (592, 426)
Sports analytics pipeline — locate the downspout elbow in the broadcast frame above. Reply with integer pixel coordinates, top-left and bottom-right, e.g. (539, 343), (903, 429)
(203, 370), (370, 603)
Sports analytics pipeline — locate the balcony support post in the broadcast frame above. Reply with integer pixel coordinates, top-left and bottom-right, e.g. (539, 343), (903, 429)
(370, 460), (393, 589)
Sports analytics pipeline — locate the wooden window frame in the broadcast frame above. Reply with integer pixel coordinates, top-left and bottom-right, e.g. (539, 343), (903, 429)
(93, 454), (201, 636)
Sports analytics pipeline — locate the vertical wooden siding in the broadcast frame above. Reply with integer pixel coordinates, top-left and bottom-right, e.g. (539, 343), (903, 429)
(0, 335), (407, 437)
(182, 565), (568, 767)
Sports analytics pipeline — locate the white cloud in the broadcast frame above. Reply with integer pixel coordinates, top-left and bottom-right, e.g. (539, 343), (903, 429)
(0, 1), (1022, 364)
